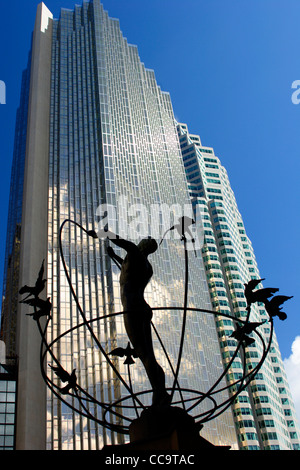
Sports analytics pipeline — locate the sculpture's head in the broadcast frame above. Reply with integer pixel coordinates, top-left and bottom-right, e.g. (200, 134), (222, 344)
(138, 237), (158, 256)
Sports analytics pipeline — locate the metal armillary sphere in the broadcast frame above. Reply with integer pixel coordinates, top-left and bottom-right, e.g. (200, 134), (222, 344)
(19, 217), (293, 437)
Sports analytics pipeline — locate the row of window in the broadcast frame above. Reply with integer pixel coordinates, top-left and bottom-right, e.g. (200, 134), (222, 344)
(0, 378), (16, 450)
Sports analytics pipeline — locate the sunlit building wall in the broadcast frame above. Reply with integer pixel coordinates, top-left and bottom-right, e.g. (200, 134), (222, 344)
(1, 1), (239, 450)
(46, 0), (239, 450)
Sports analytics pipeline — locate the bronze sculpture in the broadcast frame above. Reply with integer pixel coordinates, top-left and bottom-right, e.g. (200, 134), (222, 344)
(99, 228), (171, 407)
(19, 217), (294, 442)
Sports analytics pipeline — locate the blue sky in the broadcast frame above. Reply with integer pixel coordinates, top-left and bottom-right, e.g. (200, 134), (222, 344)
(0, 0), (300, 415)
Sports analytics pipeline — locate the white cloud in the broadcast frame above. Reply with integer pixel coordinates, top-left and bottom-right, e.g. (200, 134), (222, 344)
(283, 336), (300, 427)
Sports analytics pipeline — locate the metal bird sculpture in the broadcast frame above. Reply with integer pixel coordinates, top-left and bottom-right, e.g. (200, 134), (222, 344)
(19, 260), (47, 300)
(87, 230), (98, 239)
(264, 295), (293, 321)
(160, 216), (195, 244)
(109, 342), (138, 365)
(244, 278), (278, 306)
(49, 364), (77, 395)
(159, 216), (197, 256)
(244, 278), (265, 292)
(22, 297), (52, 320)
(230, 321), (265, 346)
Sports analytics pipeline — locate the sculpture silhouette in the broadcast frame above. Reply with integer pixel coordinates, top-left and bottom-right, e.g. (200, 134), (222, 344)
(264, 295), (293, 321)
(159, 216), (197, 256)
(23, 297), (52, 321)
(99, 228), (171, 406)
(19, 260), (52, 321)
(159, 216), (195, 244)
(20, 219), (295, 440)
(230, 321), (265, 346)
(109, 342), (138, 365)
(49, 364), (77, 395)
(19, 259), (47, 301)
(244, 278), (278, 306)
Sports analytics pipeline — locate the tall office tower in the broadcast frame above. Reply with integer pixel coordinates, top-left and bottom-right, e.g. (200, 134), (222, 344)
(177, 122), (300, 450)
(0, 1), (240, 450)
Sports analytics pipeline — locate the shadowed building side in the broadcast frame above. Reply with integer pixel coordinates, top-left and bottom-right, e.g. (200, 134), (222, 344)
(15, 3), (53, 450)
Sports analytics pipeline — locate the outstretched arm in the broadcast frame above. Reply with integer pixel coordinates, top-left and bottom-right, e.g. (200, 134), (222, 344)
(106, 246), (123, 269)
(98, 228), (139, 254)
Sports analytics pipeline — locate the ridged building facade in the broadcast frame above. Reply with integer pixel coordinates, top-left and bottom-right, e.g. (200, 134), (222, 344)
(1, 1), (237, 450)
(177, 122), (300, 450)
(45, 1), (237, 450)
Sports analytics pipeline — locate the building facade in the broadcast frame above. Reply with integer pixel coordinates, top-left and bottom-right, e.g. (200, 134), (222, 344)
(0, 343), (18, 450)
(177, 122), (300, 450)
(1, 1), (238, 450)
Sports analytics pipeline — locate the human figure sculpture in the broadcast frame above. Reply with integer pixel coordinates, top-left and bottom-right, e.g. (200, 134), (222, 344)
(98, 228), (171, 407)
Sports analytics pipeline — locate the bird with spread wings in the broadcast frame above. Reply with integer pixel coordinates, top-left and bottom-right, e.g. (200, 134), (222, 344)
(19, 260), (52, 320)
(19, 260), (47, 300)
(49, 364), (77, 395)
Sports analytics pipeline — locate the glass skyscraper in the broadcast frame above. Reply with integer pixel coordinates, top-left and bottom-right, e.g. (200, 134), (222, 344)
(177, 122), (300, 450)
(0, 0), (299, 451)
(46, 0), (238, 449)
(1, 1), (237, 450)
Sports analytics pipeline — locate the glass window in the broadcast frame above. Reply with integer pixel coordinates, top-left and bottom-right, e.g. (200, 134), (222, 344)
(0, 376), (17, 450)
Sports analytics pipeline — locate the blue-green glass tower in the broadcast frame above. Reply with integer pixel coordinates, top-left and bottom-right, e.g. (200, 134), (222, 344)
(177, 122), (300, 450)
